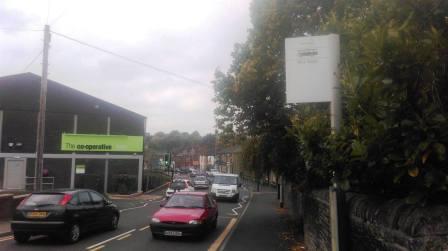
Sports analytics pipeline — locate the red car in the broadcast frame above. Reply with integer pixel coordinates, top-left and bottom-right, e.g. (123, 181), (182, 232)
(150, 192), (218, 239)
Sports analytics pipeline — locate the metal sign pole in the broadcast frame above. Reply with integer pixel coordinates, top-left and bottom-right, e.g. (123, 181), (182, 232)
(329, 35), (348, 251)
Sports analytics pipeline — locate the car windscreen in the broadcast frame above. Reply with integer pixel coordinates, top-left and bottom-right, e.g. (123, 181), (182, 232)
(165, 194), (204, 208)
(23, 194), (64, 206)
(213, 176), (238, 185)
(170, 181), (186, 190)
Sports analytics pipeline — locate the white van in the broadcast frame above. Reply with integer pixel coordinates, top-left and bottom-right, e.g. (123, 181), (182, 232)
(210, 173), (241, 202)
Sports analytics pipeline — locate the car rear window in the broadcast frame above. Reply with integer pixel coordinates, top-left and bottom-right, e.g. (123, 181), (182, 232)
(170, 181), (186, 190)
(165, 194), (205, 208)
(23, 194), (64, 206)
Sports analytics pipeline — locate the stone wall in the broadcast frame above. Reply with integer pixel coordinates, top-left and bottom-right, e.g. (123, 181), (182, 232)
(304, 190), (331, 251)
(302, 190), (448, 251)
(285, 182), (304, 226)
(348, 194), (448, 251)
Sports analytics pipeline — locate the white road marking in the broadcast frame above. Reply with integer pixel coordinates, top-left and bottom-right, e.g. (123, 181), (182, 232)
(119, 203), (148, 213)
(0, 236), (13, 242)
(117, 234), (131, 241)
(86, 229), (136, 250)
(231, 203), (243, 216)
(139, 225), (150, 231)
(89, 245), (105, 251)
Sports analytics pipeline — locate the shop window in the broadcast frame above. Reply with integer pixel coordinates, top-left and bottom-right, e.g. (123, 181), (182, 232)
(75, 159), (105, 193)
(25, 159), (35, 191)
(43, 159), (71, 189)
(108, 159), (138, 194)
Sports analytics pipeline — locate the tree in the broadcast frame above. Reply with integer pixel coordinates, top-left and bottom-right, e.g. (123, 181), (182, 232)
(213, 0), (335, 181)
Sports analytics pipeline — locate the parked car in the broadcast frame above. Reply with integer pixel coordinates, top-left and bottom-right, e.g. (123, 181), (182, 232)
(190, 169), (199, 178)
(165, 179), (194, 198)
(11, 189), (119, 244)
(150, 192), (218, 239)
(178, 168), (191, 174)
(192, 175), (209, 189)
(210, 168), (220, 175)
(210, 173), (241, 202)
(206, 172), (215, 184)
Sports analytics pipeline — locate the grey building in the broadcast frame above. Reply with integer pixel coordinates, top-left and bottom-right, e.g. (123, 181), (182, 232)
(0, 73), (146, 194)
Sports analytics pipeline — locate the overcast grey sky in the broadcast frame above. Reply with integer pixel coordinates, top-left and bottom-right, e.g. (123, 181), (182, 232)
(0, 0), (251, 135)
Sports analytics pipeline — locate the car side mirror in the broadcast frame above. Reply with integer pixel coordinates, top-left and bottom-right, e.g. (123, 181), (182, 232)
(104, 200), (112, 205)
(160, 200), (167, 207)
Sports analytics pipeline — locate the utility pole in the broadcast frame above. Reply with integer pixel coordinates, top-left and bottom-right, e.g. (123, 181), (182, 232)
(35, 24), (51, 191)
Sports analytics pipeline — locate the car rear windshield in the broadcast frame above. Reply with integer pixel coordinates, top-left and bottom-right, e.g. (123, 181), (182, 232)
(213, 176), (238, 185)
(165, 194), (204, 208)
(170, 181), (186, 190)
(195, 176), (206, 181)
(23, 194), (64, 206)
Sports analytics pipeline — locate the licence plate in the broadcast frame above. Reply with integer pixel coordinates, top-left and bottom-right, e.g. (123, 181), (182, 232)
(164, 231), (182, 236)
(27, 211), (48, 218)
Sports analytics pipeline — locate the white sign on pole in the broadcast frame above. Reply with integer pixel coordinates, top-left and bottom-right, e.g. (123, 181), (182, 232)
(285, 34), (340, 103)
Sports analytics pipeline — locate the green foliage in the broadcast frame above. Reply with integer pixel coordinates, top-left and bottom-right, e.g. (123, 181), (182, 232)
(301, 0), (448, 201)
(146, 131), (215, 154)
(216, 0), (448, 202)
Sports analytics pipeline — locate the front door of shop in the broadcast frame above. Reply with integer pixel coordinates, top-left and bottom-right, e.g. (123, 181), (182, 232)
(4, 159), (26, 190)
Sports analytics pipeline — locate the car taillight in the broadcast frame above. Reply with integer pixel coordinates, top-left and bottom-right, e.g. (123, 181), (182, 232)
(59, 194), (72, 205)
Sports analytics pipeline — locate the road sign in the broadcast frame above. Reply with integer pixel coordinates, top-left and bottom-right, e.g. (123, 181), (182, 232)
(285, 34), (340, 103)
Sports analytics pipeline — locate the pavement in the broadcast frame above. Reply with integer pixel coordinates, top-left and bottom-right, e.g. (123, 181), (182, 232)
(0, 220), (11, 238)
(221, 184), (304, 251)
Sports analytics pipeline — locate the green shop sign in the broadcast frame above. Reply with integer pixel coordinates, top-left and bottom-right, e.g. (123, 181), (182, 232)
(61, 134), (143, 152)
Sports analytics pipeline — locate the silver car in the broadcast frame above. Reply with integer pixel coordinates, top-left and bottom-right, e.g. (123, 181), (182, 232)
(192, 176), (209, 189)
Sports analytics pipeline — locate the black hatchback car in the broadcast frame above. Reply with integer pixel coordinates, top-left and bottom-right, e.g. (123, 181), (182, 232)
(11, 189), (120, 244)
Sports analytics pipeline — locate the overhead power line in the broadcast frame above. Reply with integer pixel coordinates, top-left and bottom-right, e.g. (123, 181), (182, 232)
(51, 31), (211, 87)
(50, 1), (76, 26)
(23, 50), (44, 72)
(0, 28), (42, 32)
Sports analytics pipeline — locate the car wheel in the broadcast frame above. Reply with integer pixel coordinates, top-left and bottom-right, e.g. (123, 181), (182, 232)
(108, 214), (119, 230)
(13, 232), (30, 244)
(152, 233), (161, 239)
(65, 223), (81, 243)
